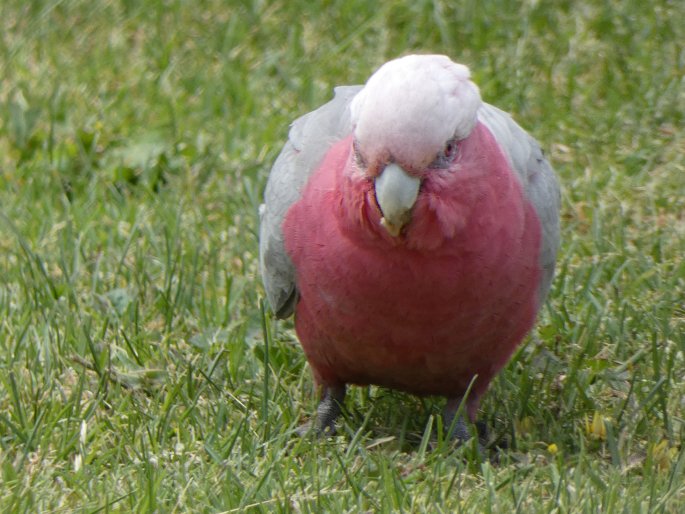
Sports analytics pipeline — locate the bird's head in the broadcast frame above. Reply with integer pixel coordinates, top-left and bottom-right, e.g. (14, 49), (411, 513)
(350, 54), (482, 237)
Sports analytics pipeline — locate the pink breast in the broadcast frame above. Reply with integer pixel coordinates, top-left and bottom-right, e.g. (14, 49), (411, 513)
(283, 125), (542, 412)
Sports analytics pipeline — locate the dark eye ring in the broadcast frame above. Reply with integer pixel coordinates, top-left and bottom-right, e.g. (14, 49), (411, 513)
(429, 138), (459, 168)
(353, 139), (366, 168)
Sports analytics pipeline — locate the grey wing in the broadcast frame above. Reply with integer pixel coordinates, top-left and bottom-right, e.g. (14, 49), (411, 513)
(259, 85), (363, 318)
(478, 103), (561, 304)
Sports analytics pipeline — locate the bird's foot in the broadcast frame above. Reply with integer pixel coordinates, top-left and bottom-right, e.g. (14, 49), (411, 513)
(443, 397), (488, 457)
(297, 385), (346, 437)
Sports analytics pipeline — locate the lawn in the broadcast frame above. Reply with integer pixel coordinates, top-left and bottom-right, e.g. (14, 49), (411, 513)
(1, 0), (683, 512)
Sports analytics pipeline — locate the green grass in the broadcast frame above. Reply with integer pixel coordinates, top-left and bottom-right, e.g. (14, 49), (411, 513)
(1, 0), (684, 511)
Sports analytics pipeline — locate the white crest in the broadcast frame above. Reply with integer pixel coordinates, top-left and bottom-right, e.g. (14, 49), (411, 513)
(351, 54), (482, 169)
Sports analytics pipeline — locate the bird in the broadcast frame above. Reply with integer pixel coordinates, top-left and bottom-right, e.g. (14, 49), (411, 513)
(259, 54), (560, 443)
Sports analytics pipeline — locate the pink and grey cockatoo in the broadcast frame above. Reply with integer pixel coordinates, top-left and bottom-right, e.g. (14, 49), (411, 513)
(259, 55), (560, 441)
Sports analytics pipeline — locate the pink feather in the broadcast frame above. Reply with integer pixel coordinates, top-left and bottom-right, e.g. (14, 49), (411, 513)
(283, 122), (542, 420)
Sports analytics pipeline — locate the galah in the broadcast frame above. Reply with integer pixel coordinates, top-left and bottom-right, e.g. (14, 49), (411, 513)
(259, 55), (560, 441)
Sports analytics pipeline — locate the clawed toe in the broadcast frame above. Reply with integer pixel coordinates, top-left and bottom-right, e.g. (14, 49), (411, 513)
(296, 420), (337, 437)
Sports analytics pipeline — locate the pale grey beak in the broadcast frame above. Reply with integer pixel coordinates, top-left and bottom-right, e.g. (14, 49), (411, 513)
(374, 163), (421, 237)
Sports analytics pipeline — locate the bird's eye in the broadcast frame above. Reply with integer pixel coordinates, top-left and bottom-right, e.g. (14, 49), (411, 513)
(444, 141), (457, 159)
(429, 138), (459, 168)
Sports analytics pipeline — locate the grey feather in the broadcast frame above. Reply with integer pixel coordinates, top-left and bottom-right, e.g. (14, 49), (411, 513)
(259, 86), (362, 317)
(259, 88), (561, 317)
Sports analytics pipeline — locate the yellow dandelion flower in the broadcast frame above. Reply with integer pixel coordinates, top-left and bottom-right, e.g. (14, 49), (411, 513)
(515, 416), (534, 437)
(585, 411), (607, 440)
(651, 439), (678, 472)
